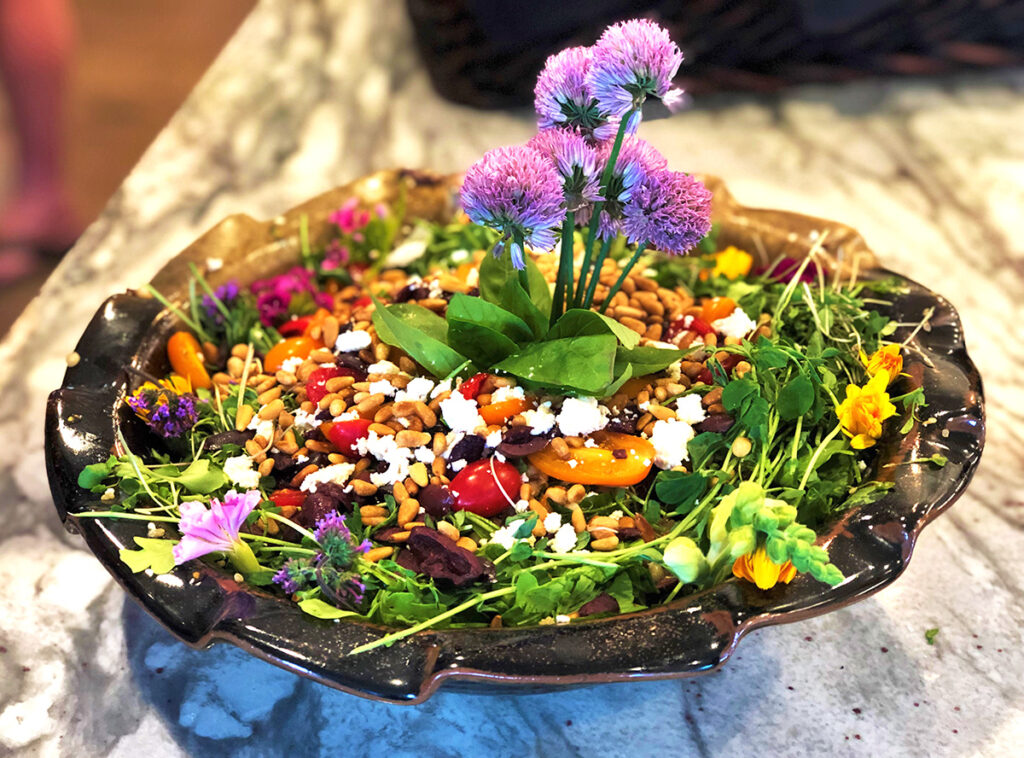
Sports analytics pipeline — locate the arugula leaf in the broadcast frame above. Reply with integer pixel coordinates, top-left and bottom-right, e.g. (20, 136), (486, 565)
(119, 537), (177, 574)
(78, 455), (115, 490)
(173, 459), (229, 494)
(493, 334), (618, 395)
(371, 297), (468, 378)
(654, 471), (708, 514)
(546, 309), (641, 349)
(298, 598), (362, 620)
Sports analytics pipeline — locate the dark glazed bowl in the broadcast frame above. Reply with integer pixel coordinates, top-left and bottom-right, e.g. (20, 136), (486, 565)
(45, 170), (985, 703)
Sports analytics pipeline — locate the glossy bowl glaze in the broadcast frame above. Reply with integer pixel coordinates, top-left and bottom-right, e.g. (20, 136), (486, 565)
(45, 171), (984, 703)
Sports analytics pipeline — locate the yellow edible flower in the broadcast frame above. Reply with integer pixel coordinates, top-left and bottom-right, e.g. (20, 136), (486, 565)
(861, 344), (903, 384)
(732, 546), (797, 590)
(701, 246), (753, 281)
(836, 371), (898, 449)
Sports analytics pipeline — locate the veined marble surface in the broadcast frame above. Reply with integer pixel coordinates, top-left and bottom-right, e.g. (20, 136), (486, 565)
(2, 0), (1023, 755)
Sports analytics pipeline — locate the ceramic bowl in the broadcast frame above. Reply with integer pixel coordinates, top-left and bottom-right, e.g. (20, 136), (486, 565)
(45, 171), (985, 703)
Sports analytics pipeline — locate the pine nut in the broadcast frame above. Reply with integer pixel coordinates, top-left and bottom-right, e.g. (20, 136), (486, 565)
(650, 405), (676, 421)
(570, 505), (586, 533)
(310, 348), (335, 363)
(395, 430), (431, 448)
(361, 516), (387, 527)
(566, 484), (586, 504)
(230, 344), (249, 359)
(276, 429), (299, 455)
(591, 536), (619, 551)
(360, 505), (388, 519)
(409, 462), (429, 487)
(258, 458), (275, 477)
(550, 437), (571, 460)
(364, 546), (393, 562)
(437, 522), (460, 541)
(258, 399), (284, 420)
(397, 498), (420, 526)
(414, 401), (437, 427)
(368, 422), (395, 437)
(325, 375), (355, 392)
(321, 316), (340, 348)
(388, 530), (412, 543)
(545, 486), (567, 505)
(456, 536), (478, 552)
(351, 479), (379, 497)
(290, 463), (319, 487)
(235, 404), (254, 432)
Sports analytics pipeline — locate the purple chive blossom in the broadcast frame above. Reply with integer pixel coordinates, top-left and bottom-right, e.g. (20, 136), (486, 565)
(621, 169), (713, 255)
(527, 128), (601, 211)
(586, 19), (685, 118)
(460, 145), (565, 270)
(579, 136), (669, 239)
(534, 47), (625, 142)
(173, 490), (261, 565)
(273, 512), (369, 606)
(127, 385), (200, 438)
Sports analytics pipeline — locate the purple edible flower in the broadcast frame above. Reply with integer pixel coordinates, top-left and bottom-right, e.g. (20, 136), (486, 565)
(460, 145), (565, 269)
(173, 489), (261, 567)
(322, 240), (350, 271)
(579, 136), (668, 239)
(527, 128), (601, 212)
(534, 46), (625, 142)
(273, 559), (310, 595)
(250, 266), (332, 326)
(586, 19), (685, 118)
(754, 256), (821, 284)
(329, 197), (372, 235)
(127, 384), (200, 438)
(201, 280), (240, 324)
(621, 169), (712, 255)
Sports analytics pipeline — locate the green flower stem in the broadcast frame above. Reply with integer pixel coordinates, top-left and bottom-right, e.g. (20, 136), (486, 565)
(76, 511), (180, 522)
(551, 211), (576, 324)
(529, 555), (620, 571)
(228, 539), (262, 574)
(574, 108), (635, 308)
(597, 242), (647, 314)
(580, 237), (613, 310)
(144, 284), (213, 344)
(798, 422), (843, 490)
(347, 586), (516, 655)
(260, 510), (320, 545)
(188, 263), (232, 322)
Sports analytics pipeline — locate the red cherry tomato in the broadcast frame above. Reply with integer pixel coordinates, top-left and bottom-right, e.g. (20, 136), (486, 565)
(269, 489), (306, 509)
(306, 366), (364, 405)
(278, 316), (314, 337)
(353, 295), (372, 308)
(664, 316), (713, 342)
(449, 458), (521, 517)
(458, 372), (489, 399)
(323, 418), (373, 456)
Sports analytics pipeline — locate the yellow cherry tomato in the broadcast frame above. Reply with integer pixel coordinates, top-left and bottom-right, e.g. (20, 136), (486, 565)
(479, 396), (532, 426)
(700, 296), (736, 323)
(263, 336), (318, 374)
(528, 432), (655, 486)
(166, 331), (211, 390)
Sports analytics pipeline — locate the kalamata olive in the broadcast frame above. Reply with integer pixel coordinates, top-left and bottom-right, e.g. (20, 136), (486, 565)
(395, 283), (431, 302)
(202, 429), (254, 451)
(497, 426), (552, 457)
(296, 481), (351, 527)
(450, 458), (521, 517)
(578, 593), (619, 617)
(447, 434), (486, 467)
(418, 483), (455, 518)
(696, 414), (735, 434)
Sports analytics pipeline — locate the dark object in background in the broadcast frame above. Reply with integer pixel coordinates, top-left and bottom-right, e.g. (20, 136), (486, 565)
(405, 0), (1024, 108)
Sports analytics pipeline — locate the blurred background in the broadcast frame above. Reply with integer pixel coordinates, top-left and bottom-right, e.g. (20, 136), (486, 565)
(1, 0), (1021, 337)
(0, 0), (253, 335)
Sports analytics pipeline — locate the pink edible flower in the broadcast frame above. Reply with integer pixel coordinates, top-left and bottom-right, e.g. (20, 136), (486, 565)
(329, 198), (372, 235)
(173, 490), (261, 569)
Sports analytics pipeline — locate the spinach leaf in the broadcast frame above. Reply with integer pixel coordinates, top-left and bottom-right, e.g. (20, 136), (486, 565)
(547, 309), (641, 349)
(371, 297), (468, 378)
(447, 293), (533, 344)
(615, 345), (684, 378)
(447, 320), (520, 367)
(494, 334), (618, 395)
(478, 251), (551, 336)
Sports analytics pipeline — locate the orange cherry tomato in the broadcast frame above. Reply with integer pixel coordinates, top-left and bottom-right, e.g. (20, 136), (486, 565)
(264, 336), (318, 374)
(479, 396), (533, 426)
(166, 331), (212, 390)
(301, 308), (333, 338)
(528, 432), (655, 486)
(700, 296), (736, 323)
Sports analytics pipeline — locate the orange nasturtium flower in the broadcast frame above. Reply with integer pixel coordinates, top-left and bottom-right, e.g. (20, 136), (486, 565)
(836, 370), (898, 449)
(701, 246), (753, 281)
(861, 343), (903, 383)
(732, 546), (797, 590)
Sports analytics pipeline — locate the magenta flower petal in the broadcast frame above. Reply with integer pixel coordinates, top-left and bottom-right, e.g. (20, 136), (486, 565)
(586, 19), (685, 118)
(172, 490), (261, 565)
(528, 128), (601, 211)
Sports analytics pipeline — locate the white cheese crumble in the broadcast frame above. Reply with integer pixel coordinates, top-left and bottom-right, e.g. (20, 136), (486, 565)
(440, 392), (484, 433)
(414, 447), (436, 464)
(489, 523), (520, 550)
(712, 307), (757, 339)
(490, 385), (525, 403)
(335, 329), (372, 352)
(648, 419), (696, 469)
(247, 414), (275, 442)
(450, 459), (468, 473)
(291, 408), (320, 431)
(280, 356), (304, 374)
(395, 376), (435, 402)
(367, 360), (400, 375)
(667, 360), (682, 381)
(521, 402), (556, 434)
(431, 378), (454, 399)
(543, 512), (562, 534)
(674, 393), (707, 425)
(223, 455), (261, 489)
(355, 431), (413, 487)
(514, 499), (530, 513)
(299, 463), (355, 492)
(556, 396), (610, 437)
(485, 429), (503, 448)
(549, 523), (578, 553)
(368, 379), (396, 397)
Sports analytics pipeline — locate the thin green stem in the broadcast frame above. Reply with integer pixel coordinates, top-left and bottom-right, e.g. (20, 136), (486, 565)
(347, 586), (515, 655)
(574, 205), (602, 308)
(552, 212), (575, 323)
(144, 285), (212, 343)
(798, 423), (842, 490)
(597, 242), (647, 314)
(581, 237), (613, 310)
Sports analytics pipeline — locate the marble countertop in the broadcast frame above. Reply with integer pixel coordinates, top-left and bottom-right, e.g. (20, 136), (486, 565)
(2, 0), (1023, 755)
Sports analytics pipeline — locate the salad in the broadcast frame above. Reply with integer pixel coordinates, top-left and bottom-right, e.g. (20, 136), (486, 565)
(77, 20), (931, 655)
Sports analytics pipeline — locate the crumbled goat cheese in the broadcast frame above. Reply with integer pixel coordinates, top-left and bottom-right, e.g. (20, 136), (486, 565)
(485, 429), (503, 448)
(440, 392), (484, 433)
(355, 431), (413, 487)
(490, 385), (525, 403)
(414, 447), (436, 464)
(291, 408), (320, 431)
(299, 463), (356, 492)
(247, 415), (276, 442)
(521, 402), (556, 435)
(649, 419), (696, 469)
(431, 378), (453, 399)
(335, 329), (372, 352)
(368, 379), (396, 397)
(367, 360), (400, 375)
(712, 307), (757, 339)
(514, 499), (530, 513)
(224, 455), (261, 489)
(333, 409), (361, 422)
(549, 523), (578, 553)
(450, 459), (468, 473)
(583, 437), (598, 448)
(667, 360), (682, 381)
(543, 512), (562, 534)
(280, 356), (304, 374)
(489, 524), (519, 550)
(395, 377), (434, 402)
(674, 393), (707, 425)
(556, 396), (609, 437)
